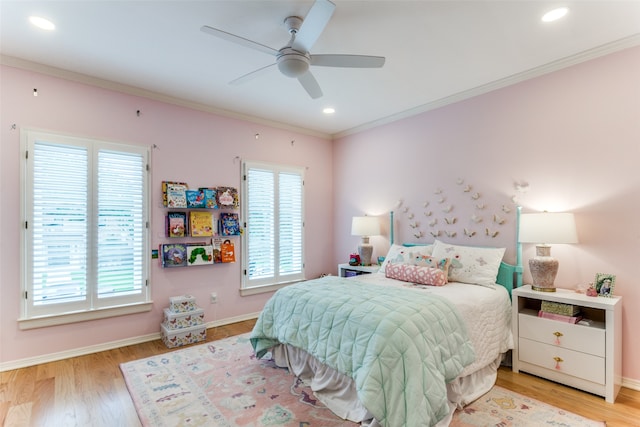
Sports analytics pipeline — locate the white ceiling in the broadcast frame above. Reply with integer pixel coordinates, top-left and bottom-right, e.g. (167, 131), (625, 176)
(2, 1), (640, 138)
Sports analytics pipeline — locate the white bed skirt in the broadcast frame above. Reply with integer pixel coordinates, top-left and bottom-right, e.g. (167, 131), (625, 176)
(272, 343), (504, 426)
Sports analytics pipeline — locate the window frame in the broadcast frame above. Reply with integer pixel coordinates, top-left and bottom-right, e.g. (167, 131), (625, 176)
(240, 160), (305, 295)
(19, 129), (152, 329)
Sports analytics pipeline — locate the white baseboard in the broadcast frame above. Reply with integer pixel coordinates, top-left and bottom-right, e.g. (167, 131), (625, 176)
(622, 377), (640, 392)
(0, 312), (260, 372)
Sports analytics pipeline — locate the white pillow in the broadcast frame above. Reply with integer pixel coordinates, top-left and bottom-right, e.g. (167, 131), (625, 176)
(431, 240), (505, 287)
(378, 244), (433, 274)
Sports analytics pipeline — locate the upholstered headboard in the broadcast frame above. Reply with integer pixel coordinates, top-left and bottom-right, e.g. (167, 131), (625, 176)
(389, 208), (523, 297)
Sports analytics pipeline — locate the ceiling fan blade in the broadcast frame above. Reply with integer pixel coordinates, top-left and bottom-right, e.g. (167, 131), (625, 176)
(229, 63), (277, 86)
(291, 0), (336, 53)
(298, 71), (323, 99)
(201, 25), (278, 57)
(311, 54), (386, 68)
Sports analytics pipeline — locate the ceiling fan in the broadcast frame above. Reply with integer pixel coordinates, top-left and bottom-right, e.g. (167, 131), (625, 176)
(201, 0), (385, 99)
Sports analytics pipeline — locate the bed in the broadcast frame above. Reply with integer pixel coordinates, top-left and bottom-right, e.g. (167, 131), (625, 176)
(250, 212), (522, 427)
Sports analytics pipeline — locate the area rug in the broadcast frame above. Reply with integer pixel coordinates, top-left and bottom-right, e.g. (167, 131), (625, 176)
(120, 333), (605, 427)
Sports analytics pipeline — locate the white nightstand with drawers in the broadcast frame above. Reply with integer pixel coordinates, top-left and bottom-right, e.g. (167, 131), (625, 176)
(512, 285), (622, 403)
(337, 263), (379, 277)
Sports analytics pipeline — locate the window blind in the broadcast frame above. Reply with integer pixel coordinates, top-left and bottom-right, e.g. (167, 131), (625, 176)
(22, 130), (150, 321)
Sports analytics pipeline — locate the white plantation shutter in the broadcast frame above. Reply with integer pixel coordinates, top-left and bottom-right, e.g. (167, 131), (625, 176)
(22, 130), (150, 320)
(242, 161), (304, 289)
(31, 142), (89, 307)
(96, 149), (146, 300)
(246, 168), (275, 280)
(278, 172), (303, 276)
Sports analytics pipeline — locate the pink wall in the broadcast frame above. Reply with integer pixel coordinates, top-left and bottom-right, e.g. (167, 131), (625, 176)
(333, 46), (640, 384)
(2, 46), (639, 386)
(0, 65), (334, 365)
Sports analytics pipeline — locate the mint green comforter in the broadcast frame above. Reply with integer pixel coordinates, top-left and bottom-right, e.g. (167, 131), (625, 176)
(250, 275), (475, 426)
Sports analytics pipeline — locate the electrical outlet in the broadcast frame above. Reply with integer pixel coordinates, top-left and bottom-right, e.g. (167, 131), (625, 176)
(210, 292), (217, 304)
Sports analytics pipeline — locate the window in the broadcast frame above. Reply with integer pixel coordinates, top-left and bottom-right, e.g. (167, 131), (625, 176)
(241, 161), (304, 293)
(20, 129), (151, 328)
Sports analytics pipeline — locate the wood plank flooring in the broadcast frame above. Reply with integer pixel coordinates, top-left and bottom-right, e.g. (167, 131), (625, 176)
(1, 319), (638, 426)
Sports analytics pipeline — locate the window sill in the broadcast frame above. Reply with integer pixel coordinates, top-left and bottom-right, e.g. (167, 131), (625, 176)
(239, 280), (305, 296)
(18, 302), (154, 330)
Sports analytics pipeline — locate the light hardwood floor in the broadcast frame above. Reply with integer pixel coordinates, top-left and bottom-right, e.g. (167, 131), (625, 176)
(2, 319), (639, 426)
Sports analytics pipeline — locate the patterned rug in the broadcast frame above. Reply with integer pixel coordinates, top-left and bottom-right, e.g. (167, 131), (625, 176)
(120, 333), (605, 427)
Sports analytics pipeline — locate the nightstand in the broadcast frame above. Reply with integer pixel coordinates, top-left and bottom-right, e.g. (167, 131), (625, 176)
(512, 285), (622, 403)
(338, 263), (379, 277)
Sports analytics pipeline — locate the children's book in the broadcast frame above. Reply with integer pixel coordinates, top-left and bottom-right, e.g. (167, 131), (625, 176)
(211, 238), (221, 263)
(216, 186), (239, 209)
(186, 189), (206, 208)
(162, 181), (187, 207)
(200, 188), (218, 209)
(186, 243), (214, 266)
(189, 211), (214, 237)
(167, 212), (187, 237)
(166, 183), (188, 208)
(161, 243), (187, 268)
(219, 212), (240, 236)
(220, 239), (236, 263)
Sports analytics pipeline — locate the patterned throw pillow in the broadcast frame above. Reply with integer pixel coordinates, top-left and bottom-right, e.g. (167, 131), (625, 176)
(409, 255), (451, 283)
(378, 244), (433, 274)
(431, 240), (505, 287)
(385, 262), (448, 287)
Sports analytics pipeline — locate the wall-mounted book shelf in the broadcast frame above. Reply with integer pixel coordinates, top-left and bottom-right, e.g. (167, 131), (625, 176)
(160, 181), (240, 268)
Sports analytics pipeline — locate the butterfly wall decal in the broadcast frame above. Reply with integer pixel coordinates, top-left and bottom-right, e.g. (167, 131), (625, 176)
(485, 228), (499, 238)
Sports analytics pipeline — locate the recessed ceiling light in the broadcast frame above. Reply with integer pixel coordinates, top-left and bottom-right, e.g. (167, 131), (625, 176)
(29, 16), (55, 31)
(542, 7), (569, 23)
(323, 107), (335, 114)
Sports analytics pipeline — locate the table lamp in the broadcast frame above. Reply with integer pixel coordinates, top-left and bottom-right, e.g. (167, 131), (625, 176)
(519, 212), (578, 292)
(351, 216), (380, 266)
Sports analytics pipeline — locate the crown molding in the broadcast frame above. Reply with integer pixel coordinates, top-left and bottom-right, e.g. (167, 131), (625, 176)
(0, 55), (331, 140)
(333, 34), (640, 139)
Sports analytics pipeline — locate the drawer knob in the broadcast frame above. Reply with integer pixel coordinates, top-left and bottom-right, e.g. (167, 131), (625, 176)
(554, 356), (564, 370)
(553, 331), (563, 345)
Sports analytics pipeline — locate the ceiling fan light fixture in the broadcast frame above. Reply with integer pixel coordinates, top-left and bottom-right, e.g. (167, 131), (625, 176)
(277, 54), (310, 78)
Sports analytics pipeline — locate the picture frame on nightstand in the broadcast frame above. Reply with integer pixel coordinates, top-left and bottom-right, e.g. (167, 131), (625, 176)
(594, 273), (615, 297)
